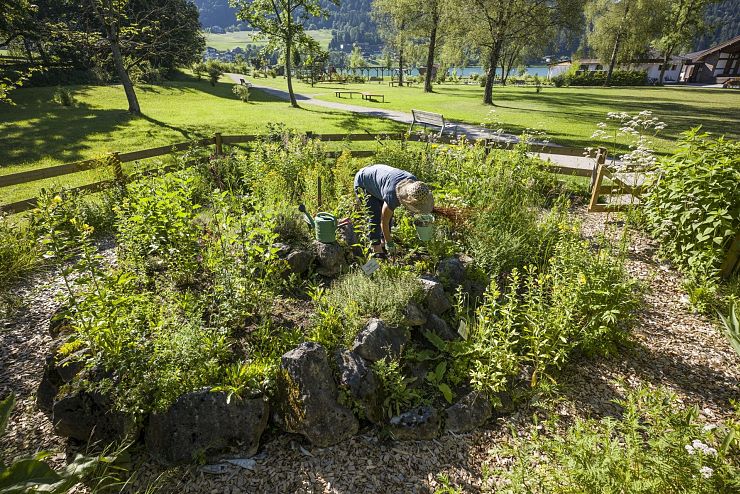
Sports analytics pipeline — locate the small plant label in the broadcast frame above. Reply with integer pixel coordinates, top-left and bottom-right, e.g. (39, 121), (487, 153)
(361, 258), (380, 276)
(457, 320), (469, 340)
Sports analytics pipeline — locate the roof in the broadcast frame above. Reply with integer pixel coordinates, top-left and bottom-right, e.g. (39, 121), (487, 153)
(681, 34), (740, 61)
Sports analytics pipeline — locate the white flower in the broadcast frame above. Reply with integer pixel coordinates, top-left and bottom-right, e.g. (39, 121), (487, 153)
(700, 466), (713, 479)
(702, 424), (717, 433)
(685, 444), (696, 455)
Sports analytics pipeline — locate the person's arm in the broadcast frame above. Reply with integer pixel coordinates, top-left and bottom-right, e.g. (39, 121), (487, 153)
(381, 202), (394, 245)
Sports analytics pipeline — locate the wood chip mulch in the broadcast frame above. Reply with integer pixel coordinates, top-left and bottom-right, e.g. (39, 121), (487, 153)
(1, 211), (738, 493)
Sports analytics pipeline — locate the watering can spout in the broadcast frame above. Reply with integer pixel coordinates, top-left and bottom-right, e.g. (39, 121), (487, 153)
(298, 204), (315, 228)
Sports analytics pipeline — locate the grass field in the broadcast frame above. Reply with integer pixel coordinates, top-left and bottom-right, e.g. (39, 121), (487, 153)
(254, 77), (740, 152)
(0, 72), (400, 205)
(204, 30), (332, 51)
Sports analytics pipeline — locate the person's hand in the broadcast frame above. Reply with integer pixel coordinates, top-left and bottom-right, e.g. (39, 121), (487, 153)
(384, 241), (398, 256)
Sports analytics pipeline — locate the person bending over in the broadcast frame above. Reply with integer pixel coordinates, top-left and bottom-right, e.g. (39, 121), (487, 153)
(354, 164), (434, 255)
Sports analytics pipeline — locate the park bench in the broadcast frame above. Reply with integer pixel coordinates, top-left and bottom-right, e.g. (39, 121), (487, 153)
(409, 109), (456, 137)
(239, 79), (253, 88)
(361, 92), (385, 102)
(389, 81), (414, 87)
(335, 90), (361, 98)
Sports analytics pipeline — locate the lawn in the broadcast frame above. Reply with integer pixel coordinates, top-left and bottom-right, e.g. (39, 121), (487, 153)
(0, 72), (401, 205)
(204, 29), (332, 51)
(254, 77), (740, 152)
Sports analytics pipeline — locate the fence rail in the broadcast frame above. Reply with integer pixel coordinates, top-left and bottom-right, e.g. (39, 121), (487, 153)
(1, 132), (593, 215)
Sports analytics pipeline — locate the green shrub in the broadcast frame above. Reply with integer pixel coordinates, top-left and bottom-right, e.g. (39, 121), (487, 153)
(115, 171), (203, 285)
(309, 266), (423, 351)
(0, 215), (40, 316)
(446, 215), (640, 392)
(644, 129), (740, 310)
(554, 70), (647, 87)
(52, 86), (76, 107)
(492, 385), (740, 493)
(232, 83), (249, 102)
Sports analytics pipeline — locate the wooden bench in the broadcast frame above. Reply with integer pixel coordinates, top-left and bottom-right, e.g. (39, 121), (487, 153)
(239, 78), (253, 88)
(389, 81), (414, 87)
(335, 90), (361, 98)
(409, 109), (455, 137)
(361, 93), (385, 102)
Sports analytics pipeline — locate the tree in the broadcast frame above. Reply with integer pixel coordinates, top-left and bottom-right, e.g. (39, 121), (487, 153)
(349, 44), (366, 73)
(652, 0), (715, 84)
(585, 0), (662, 86)
(233, 0), (337, 108)
(457, 0), (583, 104)
(372, 0), (413, 85)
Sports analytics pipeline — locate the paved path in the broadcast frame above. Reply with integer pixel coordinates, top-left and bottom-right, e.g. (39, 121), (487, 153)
(228, 74), (600, 173)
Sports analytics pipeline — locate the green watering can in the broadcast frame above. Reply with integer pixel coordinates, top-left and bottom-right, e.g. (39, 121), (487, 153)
(299, 204), (337, 243)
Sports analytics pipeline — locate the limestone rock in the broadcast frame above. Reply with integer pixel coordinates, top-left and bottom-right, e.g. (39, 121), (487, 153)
(352, 319), (409, 362)
(444, 391), (493, 433)
(402, 302), (427, 327)
(37, 347), (86, 413)
(419, 277), (451, 315)
(275, 342), (358, 447)
(423, 314), (458, 341)
(145, 389), (268, 465)
(388, 405), (441, 440)
(335, 349), (383, 423)
(52, 387), (132, 443)
(286, 249), (314, 275)
(313, 241), (347, 277)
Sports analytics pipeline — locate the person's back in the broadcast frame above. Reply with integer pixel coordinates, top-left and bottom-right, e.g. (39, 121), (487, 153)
(353, 164), (416, 210)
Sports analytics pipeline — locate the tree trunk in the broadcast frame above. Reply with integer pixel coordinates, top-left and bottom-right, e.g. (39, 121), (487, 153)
(500, 56), (507, 85)
(110, 37), (141, 114)
(423, 13), (439, 93)
(658, 51), (670, 85)
(398, 47), (404, 85)
(604, 31), (621, 87)
(286, 40), (299, 108)
(484, 43), (502, 105)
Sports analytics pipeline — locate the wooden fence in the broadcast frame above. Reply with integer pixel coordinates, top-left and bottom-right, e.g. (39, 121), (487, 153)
(0, 132), (596, 215)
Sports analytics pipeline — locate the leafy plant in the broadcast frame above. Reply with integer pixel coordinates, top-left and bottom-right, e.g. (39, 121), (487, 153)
(492, 385), (740, 493)
(373, 358), (421, 419)
(644, 129), (740, 311)
(425, 361), (454, 404)
(719, 303), (740, 357)
(0, 394), (108, 493)
(232, 83), (250, 102)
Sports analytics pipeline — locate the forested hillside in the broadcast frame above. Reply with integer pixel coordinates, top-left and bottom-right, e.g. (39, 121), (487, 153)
(695, 0), (740, 50)
(192, 0), (738, 57)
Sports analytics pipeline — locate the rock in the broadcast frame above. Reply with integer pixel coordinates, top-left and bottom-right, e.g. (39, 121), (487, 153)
(285, 249), (314, 275)
(336, 220), (358, 247)
(444, 391), (492, 433)
(275, 342), (358, 447)
(145, 390), (269, 465)
(352, 319), (409, 362)
(494, 391), (516, 415)
(37, 347), (87, 413)
(423, 314), (458, 341)
(335, 349), (383, 423)
(402, 302), (427, 326)
(52, 388), (132, 443)
(313, 241), (347, 277)
(48, 307), (73, 338)
(436, 256), (469, 289)
(419, 277), (451, 315)
(388, 405), (441, 440)
(273, 243), (292, 258)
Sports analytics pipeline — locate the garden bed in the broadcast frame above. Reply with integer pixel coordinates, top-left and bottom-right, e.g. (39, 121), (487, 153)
(1, 134), (738, 492)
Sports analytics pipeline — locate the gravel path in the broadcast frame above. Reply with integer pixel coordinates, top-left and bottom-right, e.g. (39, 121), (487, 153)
(1, 212), (738, 493)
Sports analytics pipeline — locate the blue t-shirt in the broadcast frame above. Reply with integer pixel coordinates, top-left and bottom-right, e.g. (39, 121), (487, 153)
(354, 164), (416, 210)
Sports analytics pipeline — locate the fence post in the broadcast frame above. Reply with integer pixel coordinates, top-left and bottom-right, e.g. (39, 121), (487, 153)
(317, 176), (322, 208)
(589, 147), (607, 193)
(588, 161), (607, 213)
(110, 152), (124, 183)
(214, 133), (223, 156)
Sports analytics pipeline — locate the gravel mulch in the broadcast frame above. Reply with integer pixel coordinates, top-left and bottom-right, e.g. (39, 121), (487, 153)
(1, 212), (738, 493)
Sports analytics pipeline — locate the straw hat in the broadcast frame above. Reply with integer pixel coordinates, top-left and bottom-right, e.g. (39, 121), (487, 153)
(396, 179), (434, 214)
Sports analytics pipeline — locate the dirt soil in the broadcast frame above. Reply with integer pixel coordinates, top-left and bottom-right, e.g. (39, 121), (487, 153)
(1, 210), (738, 493)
